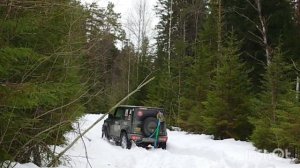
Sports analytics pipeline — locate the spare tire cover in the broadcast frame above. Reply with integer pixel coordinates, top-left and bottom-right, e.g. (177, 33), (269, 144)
(142, 117), (158, 137)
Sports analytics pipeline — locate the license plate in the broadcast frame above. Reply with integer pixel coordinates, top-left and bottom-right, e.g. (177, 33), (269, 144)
(143, 138), (155, 142)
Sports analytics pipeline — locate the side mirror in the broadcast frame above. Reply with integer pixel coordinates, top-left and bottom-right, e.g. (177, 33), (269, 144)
(108, 114), (113, 119)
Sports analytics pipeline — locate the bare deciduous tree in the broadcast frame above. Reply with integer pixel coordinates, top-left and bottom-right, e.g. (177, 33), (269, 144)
(235, 0), (272, 66)
(125, 0), (153, 81)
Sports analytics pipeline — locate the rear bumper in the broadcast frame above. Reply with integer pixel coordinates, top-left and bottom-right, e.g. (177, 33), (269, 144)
(128, 134), (168, 143)
(141, 137), (167, 143)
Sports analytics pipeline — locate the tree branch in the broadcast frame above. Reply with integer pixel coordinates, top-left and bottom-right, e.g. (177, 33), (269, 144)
(77, 122), (93, 168)
(291, 59), (300, 72)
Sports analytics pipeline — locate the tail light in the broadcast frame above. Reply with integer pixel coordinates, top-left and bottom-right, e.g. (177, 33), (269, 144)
(131, 135), (141, 141)
(137, 111), (143, 117)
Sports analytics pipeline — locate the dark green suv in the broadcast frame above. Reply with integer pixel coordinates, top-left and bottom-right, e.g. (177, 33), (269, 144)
(102, 105), (168, 149)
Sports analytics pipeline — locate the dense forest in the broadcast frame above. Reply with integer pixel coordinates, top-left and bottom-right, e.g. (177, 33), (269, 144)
(0, 0), (300, 167)
(148, 0), (300, 160)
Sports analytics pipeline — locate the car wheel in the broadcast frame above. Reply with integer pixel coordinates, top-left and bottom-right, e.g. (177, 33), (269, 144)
(120, 132), (132, 149)
(160, 142), (167, 150)
(102, 127), (110, 140)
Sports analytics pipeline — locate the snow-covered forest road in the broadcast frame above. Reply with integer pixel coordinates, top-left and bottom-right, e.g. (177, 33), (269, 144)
(16, 114), (299, 168)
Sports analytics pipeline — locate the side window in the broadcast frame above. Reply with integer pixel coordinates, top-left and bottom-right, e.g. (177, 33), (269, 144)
(114, 108), (125, 119)
(124, 109), (129, 117)
(124, 108), (133, 120)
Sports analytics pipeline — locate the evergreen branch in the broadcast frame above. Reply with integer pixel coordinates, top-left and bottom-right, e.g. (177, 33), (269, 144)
(0, 112), (13, 146)
(12, 121), (70, 163)
(34, 81), (101, 119)
(21, 57), (49, 83)
(47, 76), (155, 167)
(245, 52), (266, 66)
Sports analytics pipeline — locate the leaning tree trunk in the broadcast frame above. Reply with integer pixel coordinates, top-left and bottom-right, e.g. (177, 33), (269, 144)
(296, 0), (300, 101)
(296, 76), (299, 101)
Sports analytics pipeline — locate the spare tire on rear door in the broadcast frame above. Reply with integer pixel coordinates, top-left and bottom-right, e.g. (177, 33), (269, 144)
(142, 117), (158, 137)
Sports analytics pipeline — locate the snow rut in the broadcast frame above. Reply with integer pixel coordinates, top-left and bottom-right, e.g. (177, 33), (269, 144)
(52, 114), (298, 168)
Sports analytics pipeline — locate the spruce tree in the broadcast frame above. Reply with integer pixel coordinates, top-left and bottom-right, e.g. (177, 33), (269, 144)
(274, 99), (300, 159)
(251, 45), (296, 152)
(202, 33), (253, 140)
(0, 1), (87, 165)
(177, 0), (219, 132)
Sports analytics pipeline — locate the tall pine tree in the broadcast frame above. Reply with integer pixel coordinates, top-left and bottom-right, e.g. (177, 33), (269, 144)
(202, 33), (253, 140)
(251, 45), (297, 152)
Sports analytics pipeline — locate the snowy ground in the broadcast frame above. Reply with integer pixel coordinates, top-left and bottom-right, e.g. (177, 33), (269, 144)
(15, 114), (299, 168)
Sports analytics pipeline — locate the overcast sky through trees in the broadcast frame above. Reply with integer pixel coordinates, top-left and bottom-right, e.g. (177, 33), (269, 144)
(81, 0), (159, 47)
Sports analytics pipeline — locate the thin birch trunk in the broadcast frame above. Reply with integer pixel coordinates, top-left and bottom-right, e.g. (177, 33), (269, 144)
(168, 0), (173, 75)
(255, 0), (271, 66)
(296, 76), (299, 101)
(128, 48), (131, 96)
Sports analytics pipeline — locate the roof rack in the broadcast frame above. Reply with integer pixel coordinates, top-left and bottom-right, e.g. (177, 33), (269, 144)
(118, 105), (164, 110)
